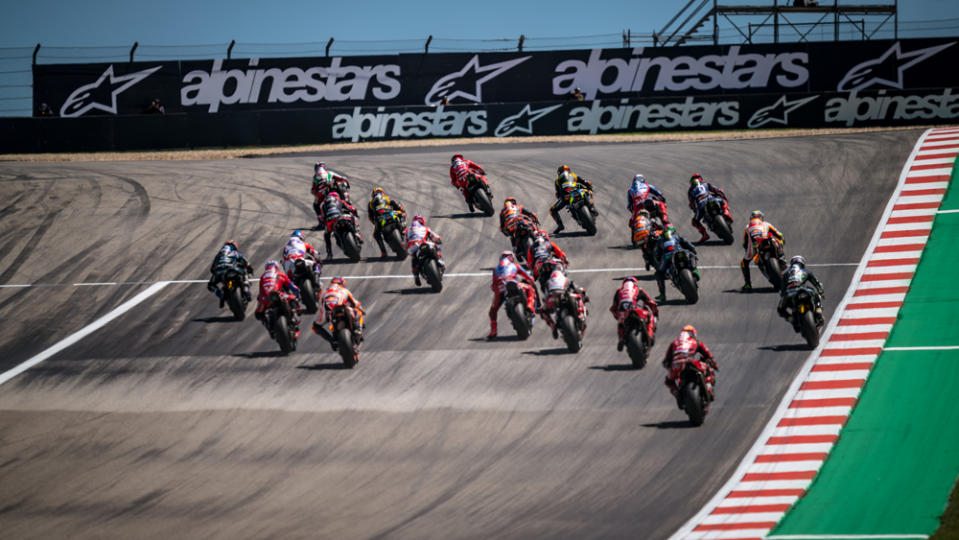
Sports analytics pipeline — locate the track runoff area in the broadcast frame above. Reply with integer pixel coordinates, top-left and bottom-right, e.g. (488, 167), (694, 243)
(672, 126), (959, 540)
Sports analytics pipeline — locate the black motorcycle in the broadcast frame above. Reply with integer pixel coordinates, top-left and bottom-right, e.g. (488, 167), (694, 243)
(663, 248), (700, 304)
(512, 217), (538, 263)
(376, 209), (407, 259)
(784, 286), (825, 349)
(545, 273), (588, 353)
(332, 213), (363, 262)
(505, 280), (535, 339)
(219, 268), (249, 321)
(703, 195), (734, 245)
(622, 307), (655, 369)
(265, 292), (298, 354)
(415, 241), (444, 293)
(564, 187), (597, 236)
(757, 237), (787, 291)
(330, 304), (361, 368)
(291, 258), (322, 314)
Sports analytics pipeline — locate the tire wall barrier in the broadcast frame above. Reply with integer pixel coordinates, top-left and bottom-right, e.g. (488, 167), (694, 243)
(4, 37), (958, 153)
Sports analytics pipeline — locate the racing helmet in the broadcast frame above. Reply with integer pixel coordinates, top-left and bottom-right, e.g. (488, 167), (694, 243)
(291, 230), (304, 240)
(412, 213), (425, 225)
(326, 192), (341, 202)
(557, 164), (571, 175)
(690, 174), (703, 186)
(500, 250), (515, 260)
(623, 276), (638, 285)
(534, 229), (549, 241)
(451, 154), (464, 164)
(331, 276), (346, 287)
(371, 186), (385, 198)
(265, 259), (280, 271)
(790, 255), (806, 268)
(504, 196), (517, 207)
(681, 324), (697, 339)
(750, 210), (765, 220)
(223, 240), (238, 251)
(633, 174), (646, 184)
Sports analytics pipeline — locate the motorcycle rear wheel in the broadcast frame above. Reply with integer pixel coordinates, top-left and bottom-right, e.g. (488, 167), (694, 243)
(577, 209), (597, 236)
(472, 188), (494, 216)
(388, 227), (406, 259)
(678, 269), (699, 304)
(423, 259), (443, 293)
(560, 313), (581, 353)
(712, 216), (734, 245)
(766, 258), (784, 291)
(801, 308), (820, 349)
(508, 301), (531, 340)
(337, 327), (357, 368)
(299, 279), (318, 314)
(343, 233), (362, 262)
(227, 285), (246, 321)
(683, 380), (706, 426)
(275, 315), (294, 354)
(625, 328), (647, 369)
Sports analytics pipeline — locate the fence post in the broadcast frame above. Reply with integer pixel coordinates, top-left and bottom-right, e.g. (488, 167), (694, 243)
(326, 37), (334, 57)
(627, 29), (631, 47)
(653, 31), (658, 47)
(32, 43), (40, 66)
(518, 34), (525, 52)
(129, 41), (138, 63)
(425, 35), (433, 54)
(227, 39), (235, 60)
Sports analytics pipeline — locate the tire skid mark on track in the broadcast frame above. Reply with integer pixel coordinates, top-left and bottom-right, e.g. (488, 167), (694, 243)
(671, 126), (958, 539)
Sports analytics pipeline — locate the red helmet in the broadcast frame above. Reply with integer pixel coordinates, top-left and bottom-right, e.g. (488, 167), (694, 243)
(623, 276), (638, 285)
(681, 324), (697, 339)
(327, 192), (341, 201)
(331, 276), (346, 287)
(412, 213), (425, 225)
(451, 154), (464, 164)
(265, 260), (280, 271)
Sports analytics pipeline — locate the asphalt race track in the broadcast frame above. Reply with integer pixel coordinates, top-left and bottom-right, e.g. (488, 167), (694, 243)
(0, 130), (920, 539)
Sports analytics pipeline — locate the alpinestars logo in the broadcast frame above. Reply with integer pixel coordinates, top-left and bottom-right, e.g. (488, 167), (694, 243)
(747, 95), (818, 128)
(494, 104), (562, 137)
(837, 41), (955, 92)
(59, 65), (162, 117)
(424, 55), (530, 105)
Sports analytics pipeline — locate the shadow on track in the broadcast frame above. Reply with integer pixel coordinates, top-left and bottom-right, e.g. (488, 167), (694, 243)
(384, 287), (434, 295)
(723, 287), (779, 294)
(297, 363), (350, 371)
(553, 230), (593, 239)
(467, 336), (525, 343)
(233, 350), (289, 359)
(192, 316), (239, 324)
(588, 364), (637, 372)
(642, 420), (697, 430)
(758, 343), (812, 352)
(522, 347), (574, 356)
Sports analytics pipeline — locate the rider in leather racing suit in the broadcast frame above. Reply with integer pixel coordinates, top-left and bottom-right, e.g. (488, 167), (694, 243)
(777, 256), (826, 328)
(367, 187), (406, 258)
(450, 154), (488, 212)
(254, 260), (301, 336)
(322, 192), (362, 261)
(207, 240), (254, 307)
(312, 162), (351, 227)
(627, 174), (669, 226)
(652, 227), (698, 302)
(687, 174), (732, 243)
(550, 165), (598, 234)
(662, 325), (718, 407)
(487, 250), (538, 339)
(526, 230), (568, 293)
(741, 210), (785, 290)
(610, 276), (658, 351)
(405, 214), (445, 287)
(282, 230), (320, 278)
(538, 270), (589, 339)
(312, 276), (366, 349)
(500, 197), (540, 253)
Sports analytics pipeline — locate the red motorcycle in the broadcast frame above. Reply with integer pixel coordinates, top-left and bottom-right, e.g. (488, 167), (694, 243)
(621, 306), (656, 369)
(669, 356), (716, 426)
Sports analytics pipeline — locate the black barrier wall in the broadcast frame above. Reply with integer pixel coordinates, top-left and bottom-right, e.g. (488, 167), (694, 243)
(4, 88), (959, 153)
(32, 38), (959, 116)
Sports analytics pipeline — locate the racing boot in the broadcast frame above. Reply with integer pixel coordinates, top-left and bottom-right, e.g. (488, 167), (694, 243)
(616, 326), (625, 352)
(487, 320), (497, 340)
(693, 219), (709, 243)
(414, 272), (422, 287)
(740, 261), (752, 291)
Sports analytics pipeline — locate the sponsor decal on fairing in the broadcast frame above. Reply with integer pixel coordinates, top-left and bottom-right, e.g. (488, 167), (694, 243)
(59, 65), (162, 118)
(332, 105), (488, 142)
(494, 104), (563, 137)
(747, 94), (819, 128)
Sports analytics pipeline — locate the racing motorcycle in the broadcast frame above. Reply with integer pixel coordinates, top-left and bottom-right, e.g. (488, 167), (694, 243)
(467, 173), (494, 216)
(630, 210), (654, 249)
(564, 187), (597, 236)
(703, 195), (734, 245)
(219, 268), (249, 321)
(642, 197), (668, 230)
(674, 356), (714, 427)
(376, 208), (407, 259)
(415, 240), (444, 293)
(505, 280), (535, 340)
(622, 307), (656, 369)
(332, 213), (363, 262)
(544, 269), (588, 353)
(535, 255), (567, 297)
(290, 257), (322, 314)
(662, 247), (700, 304)
(329, 304), (361, 368)
(265, 291), (299, 354)
(784, 286), (825, 349)
(511, 217), (538, 263)
(757, 237), (787, 291)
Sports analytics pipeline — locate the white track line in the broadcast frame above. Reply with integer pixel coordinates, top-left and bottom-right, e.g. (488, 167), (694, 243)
(0, 263), (861, 289)
(0, 281), (171, 388)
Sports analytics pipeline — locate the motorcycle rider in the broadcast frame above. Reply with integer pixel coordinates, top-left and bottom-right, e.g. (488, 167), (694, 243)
(367, 187), (406, 258)
(254, 260), (301, 337)
(538, 270), (589, 340)
(312, 162), (352, 227)
(550, 164), (598, 234)
(741, 210), (785, 291)
(487, 250), (538, 339)
(207, 240), (254, 307)
(500, 197), (540, 253)
(627, 174), (669, 227)
(777, 255), (826, 329)
(652, 226), (698, 302)
(405, 214), (445, 287)
(321, 192), (362, 261)
(450, 154), (488, 212)
(687, 173), (732, 243)
(312, 276), (366, 349)
(610, 277), (658, 352)
(282, 230), (320, 278)
(526, 229), (569, 293)
(662, 325), (718, 407)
